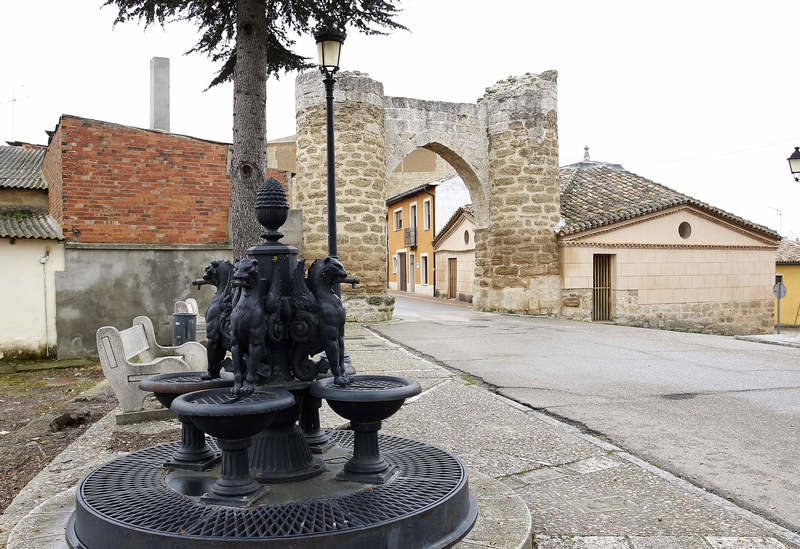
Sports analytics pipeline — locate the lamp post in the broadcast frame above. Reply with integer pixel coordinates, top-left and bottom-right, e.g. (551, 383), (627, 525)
(788, 147), (800, 182)
(315, 27), (346, 261)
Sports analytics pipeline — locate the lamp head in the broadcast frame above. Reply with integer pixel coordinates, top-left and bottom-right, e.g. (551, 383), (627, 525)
(314, 27), (346, 75)
(788, 147), (800, 181)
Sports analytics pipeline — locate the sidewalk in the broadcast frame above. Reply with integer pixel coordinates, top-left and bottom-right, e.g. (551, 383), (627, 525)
(3, 324), (798, 548)
(736, 329), (800, 349)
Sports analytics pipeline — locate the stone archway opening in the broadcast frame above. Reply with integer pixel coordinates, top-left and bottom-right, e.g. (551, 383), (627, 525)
(385, 144), (482, 303)
(294, 69), (561, 320)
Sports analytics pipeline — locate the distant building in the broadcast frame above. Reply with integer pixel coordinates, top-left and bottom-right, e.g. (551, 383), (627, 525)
(775, 239), (800, 327)
(433, 205), (475, 302)
(386, 183), (436, 296)
(558, 155), (778, 334)
(5, 115), (292, 359)
(0, 145), (65, 360)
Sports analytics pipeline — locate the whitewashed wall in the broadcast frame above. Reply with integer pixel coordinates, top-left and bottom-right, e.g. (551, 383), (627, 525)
(0, 238), (65, 359)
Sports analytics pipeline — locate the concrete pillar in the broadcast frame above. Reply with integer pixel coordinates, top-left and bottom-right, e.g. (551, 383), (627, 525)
(150, 57), (170, 132)
(475, 71), (561, 314)
(295, 71), (393, 321)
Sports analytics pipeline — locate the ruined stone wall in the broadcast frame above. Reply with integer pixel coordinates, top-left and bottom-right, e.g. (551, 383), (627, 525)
(474, 72), (561, 314)
(294, 69), (561, 320)
(295, 71), (392, 321)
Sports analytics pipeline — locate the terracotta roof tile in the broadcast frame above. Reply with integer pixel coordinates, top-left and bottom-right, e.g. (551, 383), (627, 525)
(0, 208), (64, 240)
(777, 239), (800, 263)
(0, 145), (46, 190)
(558, 163), (778, 239)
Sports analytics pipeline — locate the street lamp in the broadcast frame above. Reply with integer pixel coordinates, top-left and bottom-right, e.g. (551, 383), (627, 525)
(788, 147), (800, 182)
(315, 27), (346, 260)
(315, 26), (356, 374)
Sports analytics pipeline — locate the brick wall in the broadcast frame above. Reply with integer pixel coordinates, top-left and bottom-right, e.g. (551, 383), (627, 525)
(43, 123), (63, 224)
(47, 115), (289, 244)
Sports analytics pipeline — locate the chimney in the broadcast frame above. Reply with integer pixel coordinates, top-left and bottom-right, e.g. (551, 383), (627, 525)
(149, 57), (170, 132)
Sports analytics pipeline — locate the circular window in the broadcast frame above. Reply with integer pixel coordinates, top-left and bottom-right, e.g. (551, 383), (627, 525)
(678, 221), (692, 239)
(464, 230), (470, 245)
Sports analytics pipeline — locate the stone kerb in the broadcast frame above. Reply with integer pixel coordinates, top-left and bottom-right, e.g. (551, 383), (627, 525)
(475, 71), (561, 314)
(295, 71), (392, 321)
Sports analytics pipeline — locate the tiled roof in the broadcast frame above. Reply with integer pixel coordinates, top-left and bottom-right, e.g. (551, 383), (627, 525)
(0, 145), (47, 189)
(777, 239), (800, 264)
(386, 183), (438, 206)
(433, 204), (473, 247)
(0, 209), (64, 240)
(558, 162), (779, 240)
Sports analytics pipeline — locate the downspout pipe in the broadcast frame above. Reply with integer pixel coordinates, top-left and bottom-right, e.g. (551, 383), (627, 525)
(40, 249), (50, 358)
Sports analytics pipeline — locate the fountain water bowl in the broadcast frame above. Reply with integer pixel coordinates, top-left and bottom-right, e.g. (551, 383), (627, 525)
(312, 375), (420, 483)
(138, 371), (233, 470)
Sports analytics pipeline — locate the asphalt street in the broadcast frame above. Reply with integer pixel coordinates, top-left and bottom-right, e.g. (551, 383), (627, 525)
(370, 293), (800, 534)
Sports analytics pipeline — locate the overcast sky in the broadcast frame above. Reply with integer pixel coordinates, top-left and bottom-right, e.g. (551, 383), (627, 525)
(4, 1), (800, 238)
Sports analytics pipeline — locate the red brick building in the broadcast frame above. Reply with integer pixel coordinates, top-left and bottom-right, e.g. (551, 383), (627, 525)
(44, 115), (289, 244)
(38, 115), (292, 358)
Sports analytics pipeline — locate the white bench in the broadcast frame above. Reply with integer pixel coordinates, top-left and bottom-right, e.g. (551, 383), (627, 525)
(175, 297), (207, 344)
(96, 315), (208, 413)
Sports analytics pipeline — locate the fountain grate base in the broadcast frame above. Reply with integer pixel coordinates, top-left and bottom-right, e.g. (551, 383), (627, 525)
(68, 430), (477, 548)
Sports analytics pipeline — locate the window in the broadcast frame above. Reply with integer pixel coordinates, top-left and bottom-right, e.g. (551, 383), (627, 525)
(678, 221), (691, 239)
(409, 202), (417, 228)
(464, 230), (470, 245)
(393, 208), (403, 231)
(421, 255), (429, 284)
(423, 198), (432, 231)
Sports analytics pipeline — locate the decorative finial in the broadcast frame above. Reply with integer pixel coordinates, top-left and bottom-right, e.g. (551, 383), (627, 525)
(255, 177), (289, 242)
(584, 146), (590, 162)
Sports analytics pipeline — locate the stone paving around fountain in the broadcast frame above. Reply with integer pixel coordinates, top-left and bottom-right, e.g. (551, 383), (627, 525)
(2, 324), (798, 548)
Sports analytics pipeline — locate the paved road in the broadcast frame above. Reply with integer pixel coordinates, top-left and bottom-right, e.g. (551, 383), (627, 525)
(370, 294), (800, 533)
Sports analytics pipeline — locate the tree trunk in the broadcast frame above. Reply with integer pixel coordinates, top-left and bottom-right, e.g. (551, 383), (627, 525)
(231, 0), (268, 259)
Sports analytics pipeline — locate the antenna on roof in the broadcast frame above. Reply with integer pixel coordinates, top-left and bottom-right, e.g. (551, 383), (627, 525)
(769, 206), (783, 235)
(583, 146), (590, 162)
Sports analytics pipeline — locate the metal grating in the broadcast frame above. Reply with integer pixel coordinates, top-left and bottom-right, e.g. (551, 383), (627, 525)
(333, 378), (408, 391)
(79, 431), (466, 539)
(160, 374), (209, 383)
(188, 391), (279, 406)
(592, 254), (612, 321)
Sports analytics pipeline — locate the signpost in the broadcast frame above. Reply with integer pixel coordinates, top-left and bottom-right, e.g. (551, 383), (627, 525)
(774, 273), (787, 334)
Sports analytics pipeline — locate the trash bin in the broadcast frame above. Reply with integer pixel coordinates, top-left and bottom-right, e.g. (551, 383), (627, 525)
(173, 312), (197, 346)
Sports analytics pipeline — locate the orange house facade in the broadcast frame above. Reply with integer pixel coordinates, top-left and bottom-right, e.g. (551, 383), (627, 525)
(386, 184), (436, 296)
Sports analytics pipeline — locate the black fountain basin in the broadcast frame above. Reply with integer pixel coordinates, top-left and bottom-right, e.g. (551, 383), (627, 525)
(139, 372), (235, 471)
(311, 375), (421, 483)
(139, 371), (234, 408)
(310, 375), (421, 423)
(172, 388), (295, 440)
(171, 388), (296, 506)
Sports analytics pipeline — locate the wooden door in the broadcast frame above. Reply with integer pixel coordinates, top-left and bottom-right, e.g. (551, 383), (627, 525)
(448, 258), (457, 298)
(399, 253), (407, 292)
(592, 254), (612, 321)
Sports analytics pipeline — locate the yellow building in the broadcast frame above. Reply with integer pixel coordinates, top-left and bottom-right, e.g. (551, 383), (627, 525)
(775, 239), (800, 327)
(386, 184), (436, 296)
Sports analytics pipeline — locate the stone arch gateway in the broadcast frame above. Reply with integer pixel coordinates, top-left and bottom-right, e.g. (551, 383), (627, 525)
(295, 70), (561, 320)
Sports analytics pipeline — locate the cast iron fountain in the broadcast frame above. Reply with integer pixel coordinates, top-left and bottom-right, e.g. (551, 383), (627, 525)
(66, 178), (477, 548)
